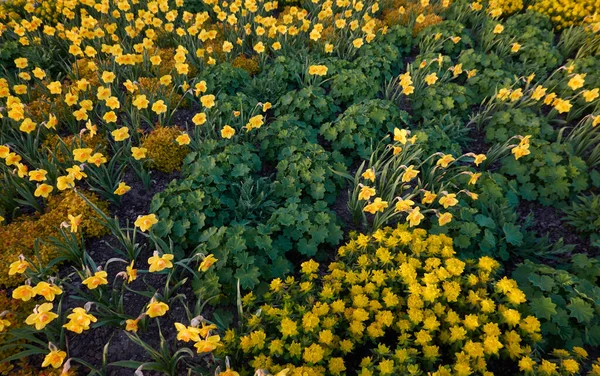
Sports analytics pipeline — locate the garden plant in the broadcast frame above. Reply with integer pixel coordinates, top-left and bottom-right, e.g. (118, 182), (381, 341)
(0, 0), (600, 374)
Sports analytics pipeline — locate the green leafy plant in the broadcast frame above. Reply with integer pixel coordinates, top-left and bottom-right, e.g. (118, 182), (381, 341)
(500, 140), (590, 206)
(320, 99), (409, 161)
(562, 193), (600, 234)
(513, 258), (600, 348)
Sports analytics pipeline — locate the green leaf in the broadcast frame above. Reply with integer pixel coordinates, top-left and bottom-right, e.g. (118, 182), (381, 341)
(586, 325), (600, 346)
(475, 215), (496, 229)
(234, 265), (261, 289)
(503, 223), (523, 246)
(530, 297), (557, 320)
(527, 274), (556, 292)
(567, 297), (594, 323)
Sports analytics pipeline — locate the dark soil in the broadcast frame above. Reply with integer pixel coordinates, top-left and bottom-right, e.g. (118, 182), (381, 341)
(517, 200), (592, 255)
(57, 169), (197, 375)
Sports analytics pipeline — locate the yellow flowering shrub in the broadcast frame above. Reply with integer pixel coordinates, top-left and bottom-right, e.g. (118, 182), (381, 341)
(489, 0), (524, 15)
(223, 225), (581, 375)
(232, 55), (261, 76)
(32, 0), (63, 25)
(0, 290), (36, 375)
(529, 0), (600, 30)
(0, 190), (107, 286)
(140, 126), (189, 173)
(42, 133), (106, 164)
(382, 0), (444, 34)
(0, 0), (28, 21)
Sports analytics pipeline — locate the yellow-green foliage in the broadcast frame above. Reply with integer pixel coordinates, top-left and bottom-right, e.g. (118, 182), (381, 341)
(0, 0), (28, 21)
(42, 133), (106, 163)
(489, 0), (524, 15)
(32, 0), (63, 25)
(141, 126), (188, 173)
(0, 290), (36, 375)
(222, 225), (584, 376)
(382, 0), (444, 33)
(529, 0), (600, 30)
(232, 55), (260, 76)
(0, 190), (108, 287)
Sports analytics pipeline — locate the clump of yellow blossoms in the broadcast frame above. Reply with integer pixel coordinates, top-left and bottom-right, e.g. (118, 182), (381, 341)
(529, 0), (600, 30)
(222, 225), (582, 376)
(140, 126), (189, 173)
(489, 0), (524, 16)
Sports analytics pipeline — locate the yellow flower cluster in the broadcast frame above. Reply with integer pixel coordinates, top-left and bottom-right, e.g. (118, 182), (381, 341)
(529, 0), (600, 30)
(222, 225), (579, 376)
(0, 190), (107, 286)
(488, 0), (524, 15)
(140, 126), (189, 173)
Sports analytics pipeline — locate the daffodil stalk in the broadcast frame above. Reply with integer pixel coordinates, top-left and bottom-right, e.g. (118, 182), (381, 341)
(558, 115), (600, 168)
(75, 190), (145, 260)
(113, 323), (195, 376)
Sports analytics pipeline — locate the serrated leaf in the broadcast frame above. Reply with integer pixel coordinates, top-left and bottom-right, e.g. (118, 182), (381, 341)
(503, 223), (523, 246)
(234, 265), (261, 289)
(530, 297), (557, 320)
(528, 274), (556, 292)
(475, 215), (496, 229)
(567, 297), (594, 323)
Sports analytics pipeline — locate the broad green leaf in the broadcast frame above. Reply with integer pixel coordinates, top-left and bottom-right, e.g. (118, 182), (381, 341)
(530, 297), (557, 320)
(503, 223), (523, 246)
(527, 274), (556, 292)
(567, 297), (594, 323)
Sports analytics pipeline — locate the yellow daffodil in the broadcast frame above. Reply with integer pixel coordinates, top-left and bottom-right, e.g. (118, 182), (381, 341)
(82, 271), (109, 290)
(148, 251), (174, 272)
(135, 214), (158, 232)
(26, 303), (58, 330)
(199, 254), (218, 272)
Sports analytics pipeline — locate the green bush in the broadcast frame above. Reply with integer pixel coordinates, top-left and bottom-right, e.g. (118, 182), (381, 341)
(513, 256), (600, 348)
(150, 141), (343, 296)
(320, 99), (409, 161)
(412, 82), (470, 122)
(500, 140), (589, 206)
(484, 108), (554, 143)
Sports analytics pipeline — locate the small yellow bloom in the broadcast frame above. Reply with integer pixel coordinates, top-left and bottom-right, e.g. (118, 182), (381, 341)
(111, 126), (130, 141)
(493, 24), (504, 34)
(407, 207), (424, 227)
(25, 303), (58, 330)
(135, 214), (158, 232)
(176, 133), (191, 145)
(438, 212), (452, 226)
(146, 300), (169, 318)
(148, 252), (174, 272)
(192, 112), (207, 125)
(82, 271), (109, 290)
(42, 349), (66, 369)
(125, 318), (139, 332)
(568, 74), (585, 91)
(221, 125), (235, 139)
(199, 254), (218, 272)
(68, 214), (82, 233)
(194, 335), (221, 353)
(13, 285), (35, 301)
(362, 168), (376, 182)
(152, 100), (168, 114)
(308, 65), (328, 76)
(200, 94), (216, 108)
(424, 73), (438, 86)
(34, 184), (54, 198)
(8, 258), (30, 275)
(114, 182), (131, 195)
(132, 94), (149, 110)
(131, 147), (147, 160)
(73, 148), (93, 162)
